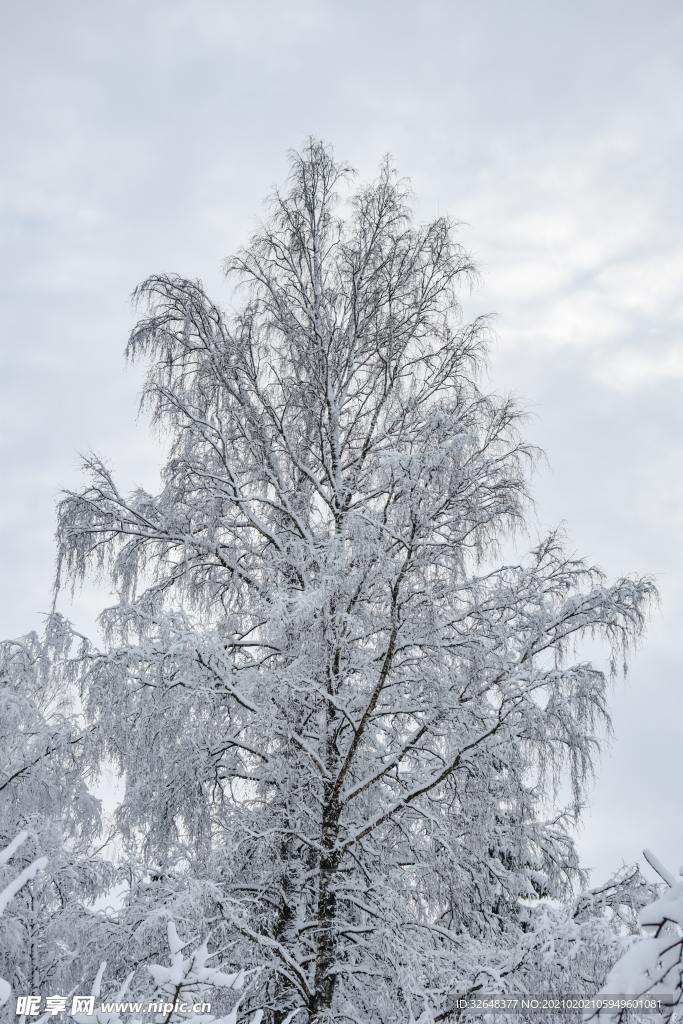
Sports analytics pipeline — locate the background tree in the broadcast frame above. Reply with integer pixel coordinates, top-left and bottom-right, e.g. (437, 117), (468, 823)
(0, 834), (47, 1010)
(55, 140), (655, 1023)
(0, 620), (109, 1018)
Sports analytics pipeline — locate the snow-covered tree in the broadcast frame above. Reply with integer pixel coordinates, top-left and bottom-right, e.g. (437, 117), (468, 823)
(54, 140), (655, 1023)
(0, 621), (109, 1013)
(1, 836), (263, 1024)
(0, 834), (47, 1008)
(590, 852), (683, 1024)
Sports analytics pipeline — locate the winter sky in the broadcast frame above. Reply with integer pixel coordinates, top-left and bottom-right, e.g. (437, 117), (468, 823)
(1, 1), (681, 885)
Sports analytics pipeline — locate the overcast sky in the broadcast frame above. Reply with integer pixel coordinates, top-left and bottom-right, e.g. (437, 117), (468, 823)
(1, 0), (681, 885)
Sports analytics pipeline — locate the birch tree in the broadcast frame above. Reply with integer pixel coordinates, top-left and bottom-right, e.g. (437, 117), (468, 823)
(55, 140), (654, 1023)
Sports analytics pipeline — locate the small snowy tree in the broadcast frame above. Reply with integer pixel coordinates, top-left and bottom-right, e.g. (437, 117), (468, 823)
(0, 834), (47, 1008)
(55, 140), (655, 1022)
(72, 920), (266, 1024)
(590, 852), (683, 1024)
(0, 622), (109, 1010)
